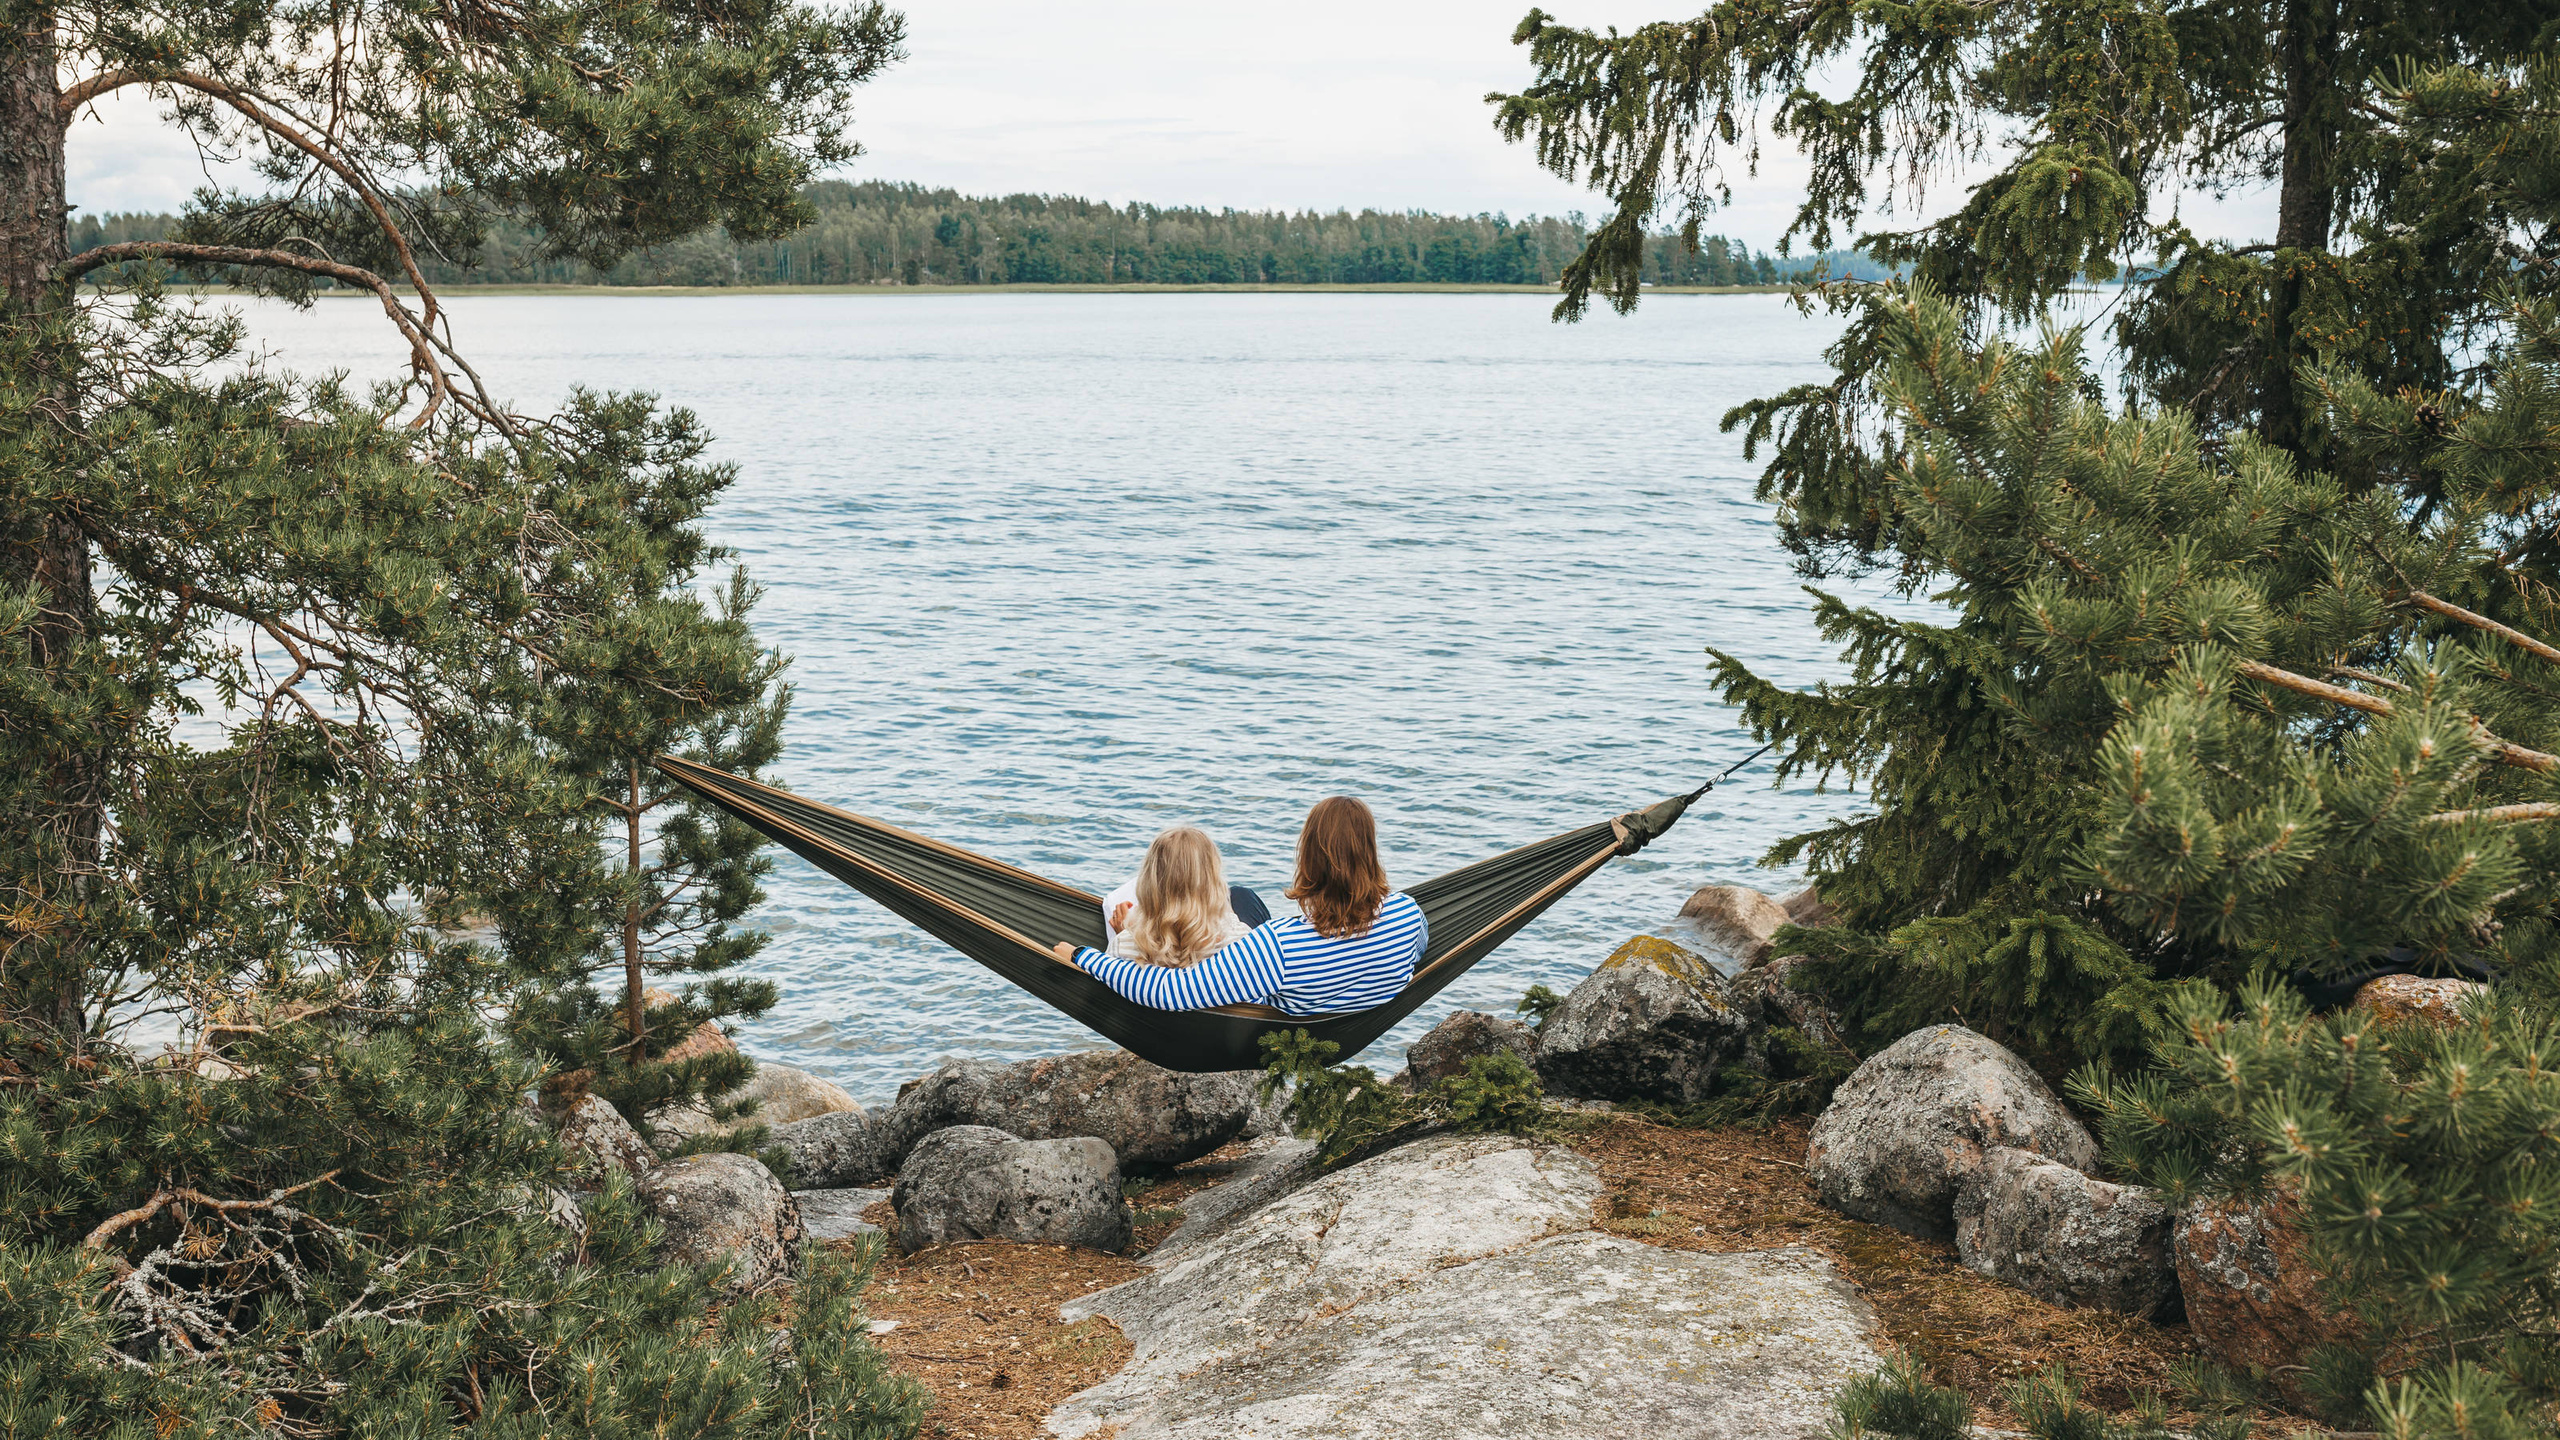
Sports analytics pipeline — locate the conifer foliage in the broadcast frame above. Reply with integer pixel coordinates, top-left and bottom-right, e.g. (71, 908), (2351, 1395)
(1492, 0), (2554, 463)
(0, 1), (917, 1433)
(2078, 981), (2560, 1432)
(1495, 3), (2560, 1071)
(1256, 1030), (1550, 1165)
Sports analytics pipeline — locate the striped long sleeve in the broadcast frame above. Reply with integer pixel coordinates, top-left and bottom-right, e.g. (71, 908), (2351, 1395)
(1076, 893), (1428, 1016)
(1078, 926), (1289, 1011)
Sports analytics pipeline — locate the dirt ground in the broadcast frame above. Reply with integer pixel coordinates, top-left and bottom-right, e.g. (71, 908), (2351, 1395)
(845, 1141), (1271, 1440)
(1557, 1116), (2207, 1430)
(860, 1235), (1140, 1440)
(840, 1119), (2296, 1438)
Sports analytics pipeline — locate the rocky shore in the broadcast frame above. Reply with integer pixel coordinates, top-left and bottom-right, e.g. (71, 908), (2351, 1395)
(530, 881), (2488, 1438)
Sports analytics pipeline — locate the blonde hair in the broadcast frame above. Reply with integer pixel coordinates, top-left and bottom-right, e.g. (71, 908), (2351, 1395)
(1125, 826), (1234, 968)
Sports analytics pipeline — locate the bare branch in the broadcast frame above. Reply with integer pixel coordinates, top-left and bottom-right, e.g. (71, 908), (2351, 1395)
(83, 71), (444, 335)
(2408, 589), (2560, 667)
(2232, 659), (2560, 773)
(58, 70), (146, 113)
(2234, 660), (2396, 716)
(55, 242), (450, 424)
(83, 1169), (343, 1250)
(2424, 803), (2560, 825)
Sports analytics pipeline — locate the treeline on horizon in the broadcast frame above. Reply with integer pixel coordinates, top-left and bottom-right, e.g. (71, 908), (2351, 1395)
(69, 180), (1872, 289)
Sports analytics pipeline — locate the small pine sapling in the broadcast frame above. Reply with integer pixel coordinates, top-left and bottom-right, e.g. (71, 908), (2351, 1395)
(1257, 1028), (1551, 1165)
(1822, 1354), (1972, 1440)
(496, 409), (797, 1150)
(1515, 983), (1566, 1028)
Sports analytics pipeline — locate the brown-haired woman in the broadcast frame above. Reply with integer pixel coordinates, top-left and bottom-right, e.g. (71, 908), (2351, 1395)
(1053, 796), (1428, 1014)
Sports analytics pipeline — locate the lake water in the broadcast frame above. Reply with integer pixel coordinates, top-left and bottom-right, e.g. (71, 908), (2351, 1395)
(236, 291), (1900, 1104)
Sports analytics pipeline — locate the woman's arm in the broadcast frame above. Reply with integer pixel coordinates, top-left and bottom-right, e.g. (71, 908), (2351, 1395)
(1071, 927), (1286, 1010)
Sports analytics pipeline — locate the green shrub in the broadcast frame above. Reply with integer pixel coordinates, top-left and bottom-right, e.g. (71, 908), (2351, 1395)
(1823, 1354), (2240, 1440)
(1439, 1051), (1548, 1133)
(1257, 1029), (1551, 1165)
(1515, 983), (1567, 1028)
(1822, 1354), (1971, 1440)
(1631, 1020), (1858, 1130)
(1785, 906), (2205, 1082)
(2074, 978), (2560, 1433)
(0, 995), (927, 1440)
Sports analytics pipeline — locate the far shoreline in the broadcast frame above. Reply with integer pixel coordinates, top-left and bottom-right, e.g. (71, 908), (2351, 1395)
(174, 280), (1808, 298)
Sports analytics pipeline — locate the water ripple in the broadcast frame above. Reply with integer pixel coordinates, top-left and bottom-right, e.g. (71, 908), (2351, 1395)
(242, 291), (1920, 1104)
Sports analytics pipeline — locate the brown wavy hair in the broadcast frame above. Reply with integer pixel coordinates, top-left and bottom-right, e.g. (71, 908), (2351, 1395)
(1285, 796), (1390, 939)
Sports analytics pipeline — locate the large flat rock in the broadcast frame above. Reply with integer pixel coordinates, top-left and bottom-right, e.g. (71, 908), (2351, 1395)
(1049, 1134), (1881, 1439)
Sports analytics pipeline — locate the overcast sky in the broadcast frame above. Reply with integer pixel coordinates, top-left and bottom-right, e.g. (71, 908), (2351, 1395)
(66, 0), (2263, 249)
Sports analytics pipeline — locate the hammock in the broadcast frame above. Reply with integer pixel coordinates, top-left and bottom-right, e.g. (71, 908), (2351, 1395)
(656, 755), (1726, 1073)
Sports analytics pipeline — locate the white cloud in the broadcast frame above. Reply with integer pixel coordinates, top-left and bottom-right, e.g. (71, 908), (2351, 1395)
(65, 1), (2275, 248)
(66, 88), (244, 217)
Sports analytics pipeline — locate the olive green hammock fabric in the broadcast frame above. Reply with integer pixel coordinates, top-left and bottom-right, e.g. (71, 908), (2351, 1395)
(655, 754), (1714, 1073)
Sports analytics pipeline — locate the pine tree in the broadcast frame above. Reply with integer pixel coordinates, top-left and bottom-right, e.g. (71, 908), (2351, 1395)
(1493, 0), (2553, 468)
(1719, 280), (2560, 1059)
(491, 400), (797, 1149)
(0, 1), (915, 1431)
(1502, 16), (2560, 1433)
(2077, 979), (2560, 1434)
(1489, 7), (2560, 1067)
(0, 992), (927, 1438)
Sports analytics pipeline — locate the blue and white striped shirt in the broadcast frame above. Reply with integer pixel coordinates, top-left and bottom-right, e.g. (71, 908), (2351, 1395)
(1077, 892), (1428, 1016)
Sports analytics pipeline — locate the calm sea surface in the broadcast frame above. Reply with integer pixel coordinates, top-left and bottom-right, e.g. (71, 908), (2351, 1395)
(235, 291), (1906, 1104)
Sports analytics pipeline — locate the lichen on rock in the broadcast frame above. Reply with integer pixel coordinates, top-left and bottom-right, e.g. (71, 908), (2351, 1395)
(637, 1151), (802, 1291)
(1049, 1132), (1882, 1440)
(1401, 1008), (1540, 1087)
(1534, 935), (1757, 1103)
(2354, 972), (2489, 1027)
(2173, 1194), (2359, 1399)
(890, 1125), (1131, 1254)
(1954, 1146), (2177, 1317)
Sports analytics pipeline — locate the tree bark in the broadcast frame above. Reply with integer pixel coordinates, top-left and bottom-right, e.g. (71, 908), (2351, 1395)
(624, 763), (646, 1045)
(0, 14), (100, 1042)
(2264, 0), (2339, 457)
(0, 15), (64, 313)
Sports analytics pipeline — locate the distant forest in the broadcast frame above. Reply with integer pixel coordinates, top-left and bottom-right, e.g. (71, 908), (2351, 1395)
(70, 180), (1838, 289)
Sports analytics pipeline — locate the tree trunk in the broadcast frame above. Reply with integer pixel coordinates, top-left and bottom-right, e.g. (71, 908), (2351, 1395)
(624, 763), (646, 1045)
(0, 17), (64, 313)
(1, 16), (99, 1042)
(2264, 0), (2339, 457)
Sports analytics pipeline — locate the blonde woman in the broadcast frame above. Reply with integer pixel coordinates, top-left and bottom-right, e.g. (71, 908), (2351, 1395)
(1100, 826), (1272, 967)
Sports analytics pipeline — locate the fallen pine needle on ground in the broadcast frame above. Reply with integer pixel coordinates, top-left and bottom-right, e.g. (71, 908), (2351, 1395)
(853, 1228), (1140, 1440)
(839, 1120), (2334, 1438)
